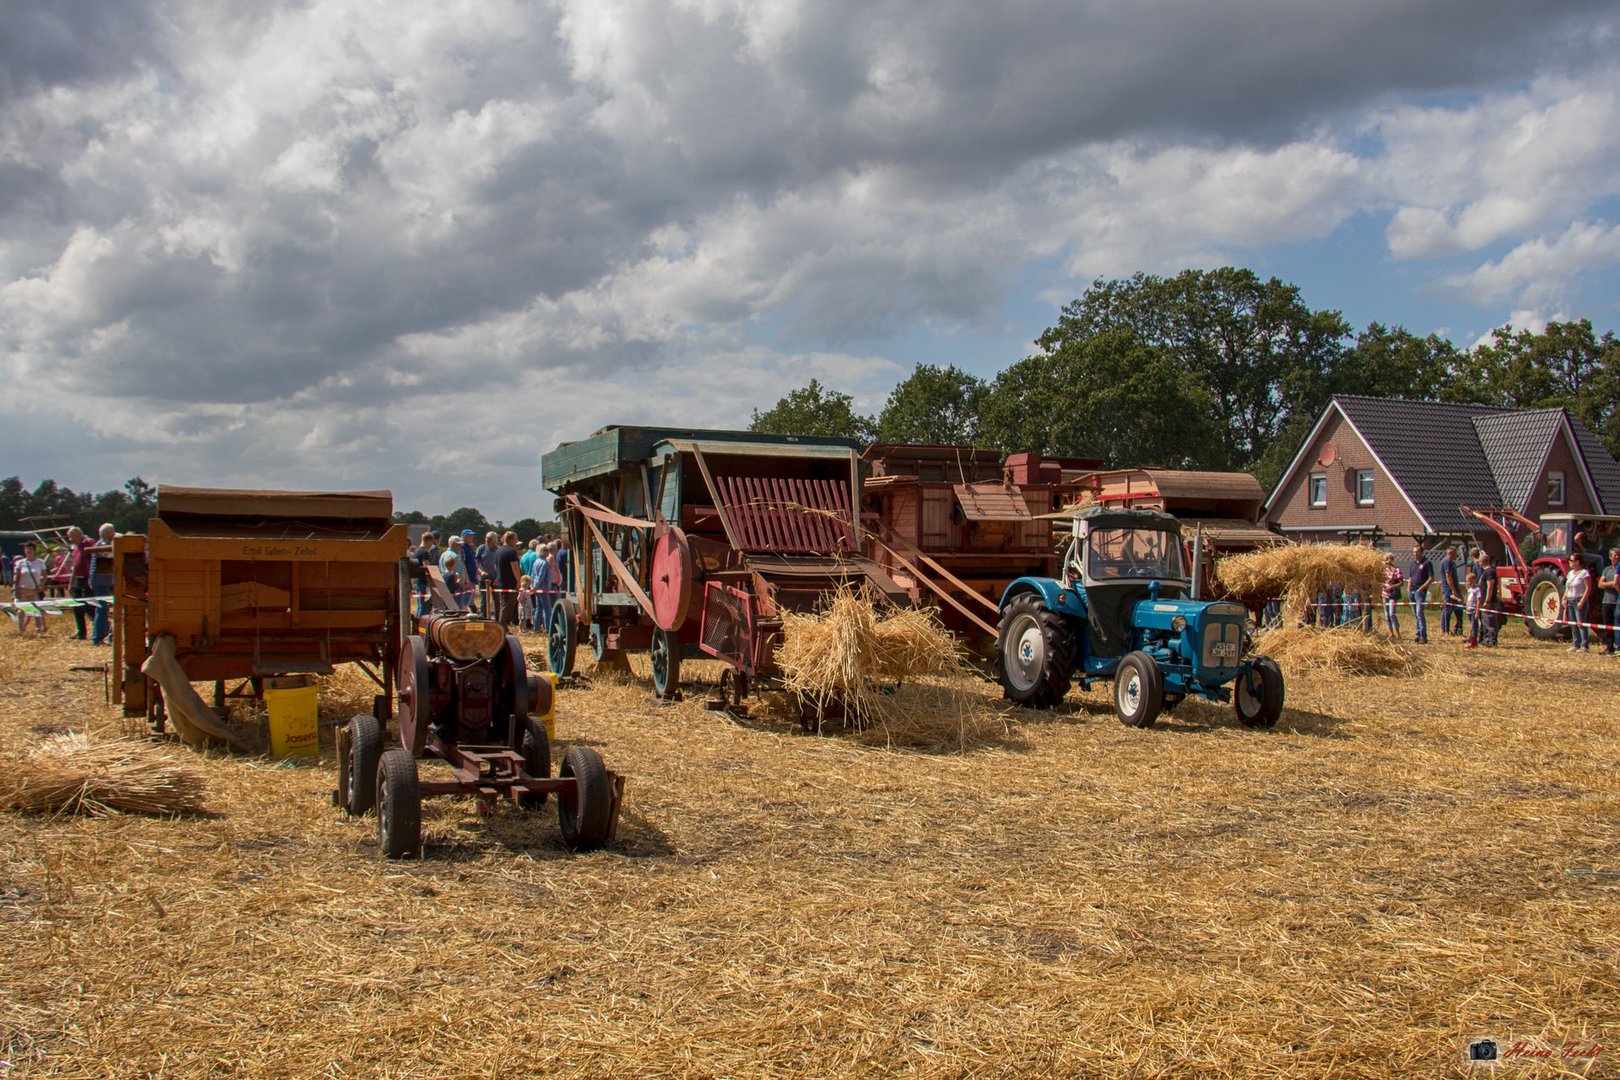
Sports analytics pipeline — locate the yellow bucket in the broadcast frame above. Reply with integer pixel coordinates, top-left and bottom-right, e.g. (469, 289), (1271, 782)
(264, 682), (320, 758)
(537, 671), (557, 742)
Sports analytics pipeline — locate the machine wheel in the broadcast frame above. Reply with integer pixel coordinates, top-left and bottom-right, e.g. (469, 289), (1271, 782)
(341, 714), (382, 816)
(1525, 567), (1567, 640)
(1234, 655), (1285, 728)
(376, 749), (422, 859)
(547, 597), (578, 675)
(1114, 651), (1164, 728)
(651, 627), (681, 699)
(996, 592), (1074, 708)
(396, 635), (431, 756)
(519, 717), (552, 809)
(558, 746), (612, 851)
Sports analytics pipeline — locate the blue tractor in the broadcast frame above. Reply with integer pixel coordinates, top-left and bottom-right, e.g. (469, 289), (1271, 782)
(996, 506), (1284, 728)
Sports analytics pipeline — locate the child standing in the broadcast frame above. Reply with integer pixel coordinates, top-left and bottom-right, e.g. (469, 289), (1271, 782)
(1382, 554), (1404, 640)
(1463, 570), (1482, 649)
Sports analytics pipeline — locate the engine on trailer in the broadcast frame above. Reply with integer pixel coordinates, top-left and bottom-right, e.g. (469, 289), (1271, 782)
(408, 612), (533, 748)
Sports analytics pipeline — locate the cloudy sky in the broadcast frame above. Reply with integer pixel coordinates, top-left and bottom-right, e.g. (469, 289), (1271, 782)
(3, 0), (1618, 523)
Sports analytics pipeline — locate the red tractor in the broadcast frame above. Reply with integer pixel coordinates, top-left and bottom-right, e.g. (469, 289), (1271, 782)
(1461, 506), (1620, 639)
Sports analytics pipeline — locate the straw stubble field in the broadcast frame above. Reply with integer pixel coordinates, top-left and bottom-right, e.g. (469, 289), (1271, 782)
(1, 619), (1617, 1078)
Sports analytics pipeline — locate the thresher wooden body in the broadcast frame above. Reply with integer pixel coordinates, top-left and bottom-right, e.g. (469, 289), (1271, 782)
(114, 487), (411, 723)
(860, 446), (1092, 644)
(541, 426), (907, 700)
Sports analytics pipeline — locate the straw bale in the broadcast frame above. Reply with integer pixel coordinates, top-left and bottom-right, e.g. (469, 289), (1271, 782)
(1, 732), (208, 817)
(1216, 542), (1385, 619)
(1254, 625), (1430, 678)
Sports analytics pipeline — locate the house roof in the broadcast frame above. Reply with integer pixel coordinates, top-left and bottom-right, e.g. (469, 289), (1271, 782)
(1265, 395), (1620, 535)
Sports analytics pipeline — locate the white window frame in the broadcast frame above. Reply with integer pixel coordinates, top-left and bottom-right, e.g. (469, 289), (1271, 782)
(1308, 472), (1327, 508)
(1547, 470), (1566, 507)
(1355, 469), (1375, 507)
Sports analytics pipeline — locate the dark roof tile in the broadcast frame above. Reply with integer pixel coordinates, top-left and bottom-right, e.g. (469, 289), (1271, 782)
(1472, 410), (1563, 511)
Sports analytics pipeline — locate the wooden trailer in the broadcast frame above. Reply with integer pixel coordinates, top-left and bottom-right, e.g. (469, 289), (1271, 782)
(859, 446), (1095, 645)
(113, 487), (412, 729)
(541, 426), (908, 703)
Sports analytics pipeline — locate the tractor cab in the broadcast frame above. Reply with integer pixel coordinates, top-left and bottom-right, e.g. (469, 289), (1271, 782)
(1538, 513), (1620, 570)
(1066, 507), (1189, 657)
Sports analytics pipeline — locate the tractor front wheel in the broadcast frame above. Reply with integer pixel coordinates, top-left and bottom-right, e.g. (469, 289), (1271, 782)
(1234, 655), (1285, 728)
(558, 746), (612, 851)
(996, 593), (1074, 708)
(341, 714), (382, 816)
(377, 749), (422, 859)
(1114, 651), (1164, 728)
(1525, 567), (1567, 641)
(519, 717), (552, 810)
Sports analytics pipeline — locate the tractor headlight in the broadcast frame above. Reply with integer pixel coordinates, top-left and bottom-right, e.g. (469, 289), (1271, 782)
(1171, 615), (1187, 633)
(436, 619), (507, 660)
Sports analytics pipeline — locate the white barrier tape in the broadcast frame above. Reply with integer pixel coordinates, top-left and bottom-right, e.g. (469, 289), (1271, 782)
(1, 595), (114, 613)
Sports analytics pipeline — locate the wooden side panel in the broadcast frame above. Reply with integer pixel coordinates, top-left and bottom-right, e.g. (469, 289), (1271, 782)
(150, 559), (216, 641)
(921, 488), (953, 548)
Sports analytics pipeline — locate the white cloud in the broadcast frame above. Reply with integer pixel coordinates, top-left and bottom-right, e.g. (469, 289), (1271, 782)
(1448, 220), (1620, 318)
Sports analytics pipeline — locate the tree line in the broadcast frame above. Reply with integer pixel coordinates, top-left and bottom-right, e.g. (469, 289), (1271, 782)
(0, 476), (157, 535)
(749, 267), (1620, 489)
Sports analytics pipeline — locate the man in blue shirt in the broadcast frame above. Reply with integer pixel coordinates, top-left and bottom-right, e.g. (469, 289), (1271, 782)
(1437, 545), (1462, 637)
(1408, 542), (1433, 644)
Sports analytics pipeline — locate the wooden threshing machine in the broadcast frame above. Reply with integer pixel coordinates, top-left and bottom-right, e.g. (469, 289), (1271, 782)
(859, 447), (1092, 647)
(113, 487), (412, 731)
(541, 427), (908, 704)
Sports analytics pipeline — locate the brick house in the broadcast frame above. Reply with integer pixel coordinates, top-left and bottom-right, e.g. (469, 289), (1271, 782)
(1263, 395), (1620, 552)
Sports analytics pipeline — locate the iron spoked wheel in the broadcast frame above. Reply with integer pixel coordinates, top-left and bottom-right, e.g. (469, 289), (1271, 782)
(1525, 568), (1567, 640)
(547, 597), (578, 676)
(995, 592), (1074, 708)
(376, 748), (422, 859)
(341, 714), (382, 816)
(651, 627), (681, 700)
(558, 746), (612, 851)
(1234, 655), (1285, 729)
(519, 717), (552, 810)
(1114, 651), (1164, 728)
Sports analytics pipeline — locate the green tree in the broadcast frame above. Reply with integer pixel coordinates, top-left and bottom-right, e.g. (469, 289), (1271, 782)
(874, 364), (988, 445)
(749, 379), (876, 442)
(509, 517), (548, 541)
(394, 509), (430, 525)
(436, 507), (493, 539)
(979, 329), (1221, 467)
(1044, 268), (1351, 468)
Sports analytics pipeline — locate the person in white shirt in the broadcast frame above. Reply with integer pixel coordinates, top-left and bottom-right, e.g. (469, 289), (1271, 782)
(1566, 563), (1593, 652)
(11, 540), (48, 635)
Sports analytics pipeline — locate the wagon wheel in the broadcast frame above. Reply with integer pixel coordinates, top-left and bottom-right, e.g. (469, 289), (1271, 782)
(547, 597), (578, 676)
(519, 716), (552, 810)
(341, 714), (382, 816)
(650, 627), (682, 700)
(395, 635), (431, 755)
(377, 748), (422, 859)
(649, 527), (695, 631)
(558, 746), (612, 851)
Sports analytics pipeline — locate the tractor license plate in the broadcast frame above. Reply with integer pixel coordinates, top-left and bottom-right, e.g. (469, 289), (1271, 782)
(1210, 641), (1239, 659)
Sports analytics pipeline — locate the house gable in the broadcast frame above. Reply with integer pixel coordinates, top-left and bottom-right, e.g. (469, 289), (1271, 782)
(1263, 408), (1426, 539)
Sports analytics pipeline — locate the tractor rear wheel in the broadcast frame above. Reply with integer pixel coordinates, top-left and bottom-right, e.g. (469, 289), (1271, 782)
(558, 746), (612, 851)
(996, 593), (1074, 708)
(1114, 651), (1164, 728)
(341, 714), (382, 817)
(1525, 567), (1567, 640)
(376, 749), (422, 859)
(519, 717), (552, 810)
(1234, 655), (1285, 728)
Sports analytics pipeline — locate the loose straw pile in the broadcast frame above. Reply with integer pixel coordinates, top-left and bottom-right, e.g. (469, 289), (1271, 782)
(777, 587), (999, 748)
(1216, 543), (1385, 620)
(1254, 626), (1429, 677)
(2, 732), (208, 817)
